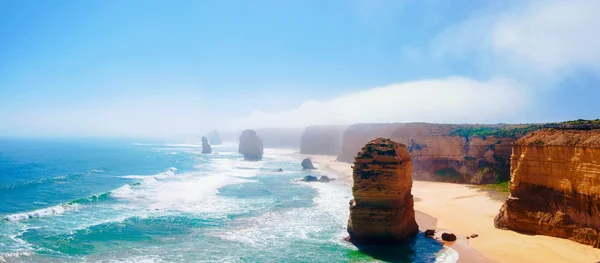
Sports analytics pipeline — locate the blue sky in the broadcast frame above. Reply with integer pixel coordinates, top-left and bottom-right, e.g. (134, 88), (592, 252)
(1, 0), (598, 137)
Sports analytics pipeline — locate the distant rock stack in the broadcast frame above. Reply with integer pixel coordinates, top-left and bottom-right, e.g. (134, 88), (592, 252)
(238, 129), (264, 161)
(347, 138), (419, 245)
(201, 136), (212, 154)
(209, 130), (222, 145)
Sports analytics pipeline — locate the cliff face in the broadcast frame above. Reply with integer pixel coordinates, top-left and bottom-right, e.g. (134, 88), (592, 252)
(337, 123), (516, 184)
(238, 129), (264, 161)
(347, 138), (418, 244)
(495, 129), (600, 248)
(300, 125), (348, 155)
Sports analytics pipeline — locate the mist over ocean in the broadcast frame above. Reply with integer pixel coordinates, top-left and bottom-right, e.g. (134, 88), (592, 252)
(0, 138), (456, 262)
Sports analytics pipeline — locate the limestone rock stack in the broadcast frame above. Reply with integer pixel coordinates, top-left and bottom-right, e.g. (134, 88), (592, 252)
(201, 136), (212, 154)
(209, 130), (222, 145)
(495, 129), (600, 247)
(347, 138), (419, 244)
(238, 129), (264, 161)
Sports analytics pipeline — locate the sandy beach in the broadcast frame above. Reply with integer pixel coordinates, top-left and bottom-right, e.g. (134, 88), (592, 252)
(307, 154), (600, 263)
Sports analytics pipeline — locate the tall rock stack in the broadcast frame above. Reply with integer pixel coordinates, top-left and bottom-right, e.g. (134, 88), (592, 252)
(201, 136), (212, 154)
(209, 130), (223, 145)
(238, 129), (264, 161)
(347, 138), (419, 245)
(495, 129), (600, 247)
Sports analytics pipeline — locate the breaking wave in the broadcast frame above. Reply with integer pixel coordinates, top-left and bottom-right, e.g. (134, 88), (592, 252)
(1, 168), (178, 222)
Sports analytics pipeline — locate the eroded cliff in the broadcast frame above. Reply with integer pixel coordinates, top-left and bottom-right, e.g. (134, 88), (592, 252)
(347, 138), (418, 244)
(337, 123), (520, 184)
(300, 125), (348, 155)
(495, 129), (600, 247)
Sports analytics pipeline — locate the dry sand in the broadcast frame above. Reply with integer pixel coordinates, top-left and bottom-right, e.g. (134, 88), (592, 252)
(306, 154), (600, 263)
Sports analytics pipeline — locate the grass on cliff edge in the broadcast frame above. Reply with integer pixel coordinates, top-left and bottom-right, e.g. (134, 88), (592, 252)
(476, 181), (510, 193)
(449, 119), (600, 139)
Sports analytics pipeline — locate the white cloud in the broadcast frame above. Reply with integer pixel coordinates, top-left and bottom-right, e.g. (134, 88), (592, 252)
(432, 0), (600, 77)
(492, 0), (600, 74)
(231, 76), (529, 129)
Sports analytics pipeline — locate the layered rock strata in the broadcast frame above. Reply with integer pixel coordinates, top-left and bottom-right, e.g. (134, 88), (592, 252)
(494, 129), (600, 248)
(238, 129), (264, 161)
(337, 123), (520, 184)
(347, 138), (419, 244)
(201, 136), (212, 154)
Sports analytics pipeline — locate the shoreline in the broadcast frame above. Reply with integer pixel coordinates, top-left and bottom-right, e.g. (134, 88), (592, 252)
(305, 154), (600, 263)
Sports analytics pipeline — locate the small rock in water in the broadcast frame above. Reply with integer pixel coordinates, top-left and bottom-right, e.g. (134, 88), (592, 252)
(441, 232), (457, 242)
(424, 229), (435, 236)
(319, 176), (331, 183)
(301, 158), (316, 169)
(301, 175), (318, 182)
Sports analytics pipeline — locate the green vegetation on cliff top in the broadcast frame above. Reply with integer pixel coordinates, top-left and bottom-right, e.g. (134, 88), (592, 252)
(449, 119), (600, 139)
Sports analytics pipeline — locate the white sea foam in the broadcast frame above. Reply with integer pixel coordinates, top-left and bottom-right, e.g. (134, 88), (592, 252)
(436, 247), (460, 263)
(0, 166), (183, 222)
(0, 251), (33, 263)
(112, 172), (256, 213)
(2, 204), (80, 222)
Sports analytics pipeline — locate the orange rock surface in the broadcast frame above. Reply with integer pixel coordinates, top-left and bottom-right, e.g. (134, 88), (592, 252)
(347, 138), (419, 244)
(495, 129), (600, 247)
(337, 123), (516, 184)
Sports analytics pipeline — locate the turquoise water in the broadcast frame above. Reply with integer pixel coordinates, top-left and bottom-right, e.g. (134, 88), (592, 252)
(0, 138), (456, 262)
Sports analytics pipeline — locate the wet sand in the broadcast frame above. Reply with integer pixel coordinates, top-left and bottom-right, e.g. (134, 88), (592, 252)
(306, 154), (600, 263)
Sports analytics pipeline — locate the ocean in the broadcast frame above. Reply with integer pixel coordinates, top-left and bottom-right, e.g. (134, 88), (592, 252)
(0, 138), (457, 262)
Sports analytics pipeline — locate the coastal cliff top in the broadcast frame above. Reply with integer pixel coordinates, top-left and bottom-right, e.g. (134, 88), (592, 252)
(514, 128), (600, 148)
(355, 138), (411, 162)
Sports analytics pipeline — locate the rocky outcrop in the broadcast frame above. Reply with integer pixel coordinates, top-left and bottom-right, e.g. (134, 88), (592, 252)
(300, 125), (348, 155)
(201, 136), (212, 154)
(300, 175), (318, 182)
(238, 129), (264, 161)
(319, 176), (331, 183)
(337, 123), (523, 184)
(441, 233), (457, 242)
(301, 158), (315, 169)
(347, 138), (419, 245)
(494, 129), (600, 248)
(208, 130), (222, 145)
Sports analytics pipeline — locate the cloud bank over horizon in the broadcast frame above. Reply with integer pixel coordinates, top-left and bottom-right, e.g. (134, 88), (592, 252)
(232, 0), (600, 131)
(231, 77), (529, 129)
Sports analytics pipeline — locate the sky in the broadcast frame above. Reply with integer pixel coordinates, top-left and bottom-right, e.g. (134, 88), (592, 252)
(0, 0), (599, 137)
